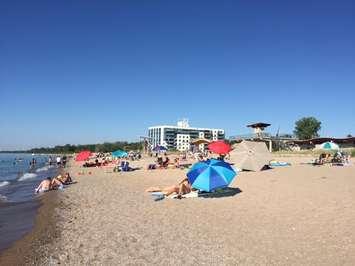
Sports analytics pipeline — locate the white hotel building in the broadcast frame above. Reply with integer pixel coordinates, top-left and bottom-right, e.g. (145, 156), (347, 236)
(148, 120), (225, 151)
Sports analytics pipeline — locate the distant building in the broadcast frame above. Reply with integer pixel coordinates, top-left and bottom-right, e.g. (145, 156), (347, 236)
(148, 119), (225, 151)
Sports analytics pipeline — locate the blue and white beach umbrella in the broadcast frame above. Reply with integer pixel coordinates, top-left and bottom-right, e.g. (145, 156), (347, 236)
(320, 142), (339, 151)
(187, 159), (237, 192)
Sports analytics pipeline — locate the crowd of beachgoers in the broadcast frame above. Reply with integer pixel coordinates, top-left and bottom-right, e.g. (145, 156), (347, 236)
(33, 143), (352, 200)
(4, 141), (353, 265)
(314, 151), (351, 165)
(32, 147), (226, 196)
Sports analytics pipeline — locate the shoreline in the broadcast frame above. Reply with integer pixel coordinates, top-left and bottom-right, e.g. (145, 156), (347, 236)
(0, 179), (61, 265)
(0, 192), (59, 265)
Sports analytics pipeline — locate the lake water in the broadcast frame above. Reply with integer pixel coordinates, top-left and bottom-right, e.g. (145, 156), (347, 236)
(0, 153), (59, 252)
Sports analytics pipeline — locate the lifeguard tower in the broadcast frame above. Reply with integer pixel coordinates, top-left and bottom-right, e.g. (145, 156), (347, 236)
(246, 122), (272, 152)
(247, 122), (271, 139)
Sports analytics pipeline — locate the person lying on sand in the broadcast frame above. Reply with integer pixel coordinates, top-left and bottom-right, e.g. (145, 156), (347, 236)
(147, 163), (157, 170)
(145, 178), (192, 197)
(35, 177), (52, 193)
(83, 159), (101, 167)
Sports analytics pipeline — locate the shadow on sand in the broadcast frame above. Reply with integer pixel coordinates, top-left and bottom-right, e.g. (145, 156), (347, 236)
(198, 187), (242, 199)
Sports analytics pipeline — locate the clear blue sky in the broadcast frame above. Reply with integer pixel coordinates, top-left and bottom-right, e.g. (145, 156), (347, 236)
(1, 0), (354, 150)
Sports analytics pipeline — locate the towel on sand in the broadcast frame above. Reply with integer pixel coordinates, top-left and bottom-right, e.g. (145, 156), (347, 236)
(270, 161), (291, 167)
(167, 187), (238, 199)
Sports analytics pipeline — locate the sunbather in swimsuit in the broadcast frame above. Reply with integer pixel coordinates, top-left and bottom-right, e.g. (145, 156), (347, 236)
(145, 178), (192, 197)
(35, 177), (52, 193)
(53, 173), (73, 185)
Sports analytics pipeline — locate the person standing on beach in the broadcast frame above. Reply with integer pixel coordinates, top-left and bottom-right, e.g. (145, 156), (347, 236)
(62, 156), (67, 168)
(30, 158), (36, 169)
(56, 156), (61, 167)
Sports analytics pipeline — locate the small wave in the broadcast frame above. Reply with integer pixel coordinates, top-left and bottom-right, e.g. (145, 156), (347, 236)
(18, 173), (38, 181)
(0, 181), (10, 187)
(36, 166), (51, 172)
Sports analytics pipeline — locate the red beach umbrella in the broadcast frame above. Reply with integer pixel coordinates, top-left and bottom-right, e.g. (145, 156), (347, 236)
(208, 141), (231, 154)
(75, 150), (92, 161)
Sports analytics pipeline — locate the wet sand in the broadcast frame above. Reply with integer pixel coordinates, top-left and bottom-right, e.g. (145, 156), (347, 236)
(0, 191), (59, 266)
(2, 156), (355, 265)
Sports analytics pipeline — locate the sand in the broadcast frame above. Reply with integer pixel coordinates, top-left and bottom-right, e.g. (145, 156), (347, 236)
(6, 155), (355, 265)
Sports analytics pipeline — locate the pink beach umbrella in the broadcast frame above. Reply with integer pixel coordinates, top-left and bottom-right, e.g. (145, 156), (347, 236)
(75, 150), (92, 161)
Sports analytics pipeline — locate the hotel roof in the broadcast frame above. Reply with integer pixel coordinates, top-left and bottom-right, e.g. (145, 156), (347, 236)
(148, 125), (224, 131)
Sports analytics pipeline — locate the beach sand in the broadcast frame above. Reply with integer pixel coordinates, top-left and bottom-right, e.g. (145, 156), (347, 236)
(3, 156), (355, 265)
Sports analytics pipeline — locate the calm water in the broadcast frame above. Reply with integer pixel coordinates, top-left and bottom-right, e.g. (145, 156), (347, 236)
(0, 153), (59, 252)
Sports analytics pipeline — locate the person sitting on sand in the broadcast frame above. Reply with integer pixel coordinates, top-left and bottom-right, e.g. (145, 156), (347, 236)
(122, 161), (131, 171)
(35, 177), (52, 193)
(174, 157), (180, 168)
(162, 156), (170, 168)
(198, 154), (205, 162)
(316, 153), (326, 164)
(217, 154), (226, 161)
(157, 156), (163, 167)
(145, 177), (192, 197)
(53, 173), (73, 185)
(63, 172), (73, 183)
(147, 163), (157, 170)
(50, 177), (64, 190)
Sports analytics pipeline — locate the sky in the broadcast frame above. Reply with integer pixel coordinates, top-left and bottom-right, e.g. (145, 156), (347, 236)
(1, 0), (354, 150)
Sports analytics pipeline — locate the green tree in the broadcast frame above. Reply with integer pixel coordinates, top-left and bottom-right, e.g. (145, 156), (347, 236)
(294, 117), (321, 140)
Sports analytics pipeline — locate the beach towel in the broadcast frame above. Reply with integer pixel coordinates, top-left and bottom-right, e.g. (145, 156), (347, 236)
(168, 187), (240, 199)
(169, 190), (199, 199)
(270, 161), (291, 167)
(332, 162), (351, 167)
